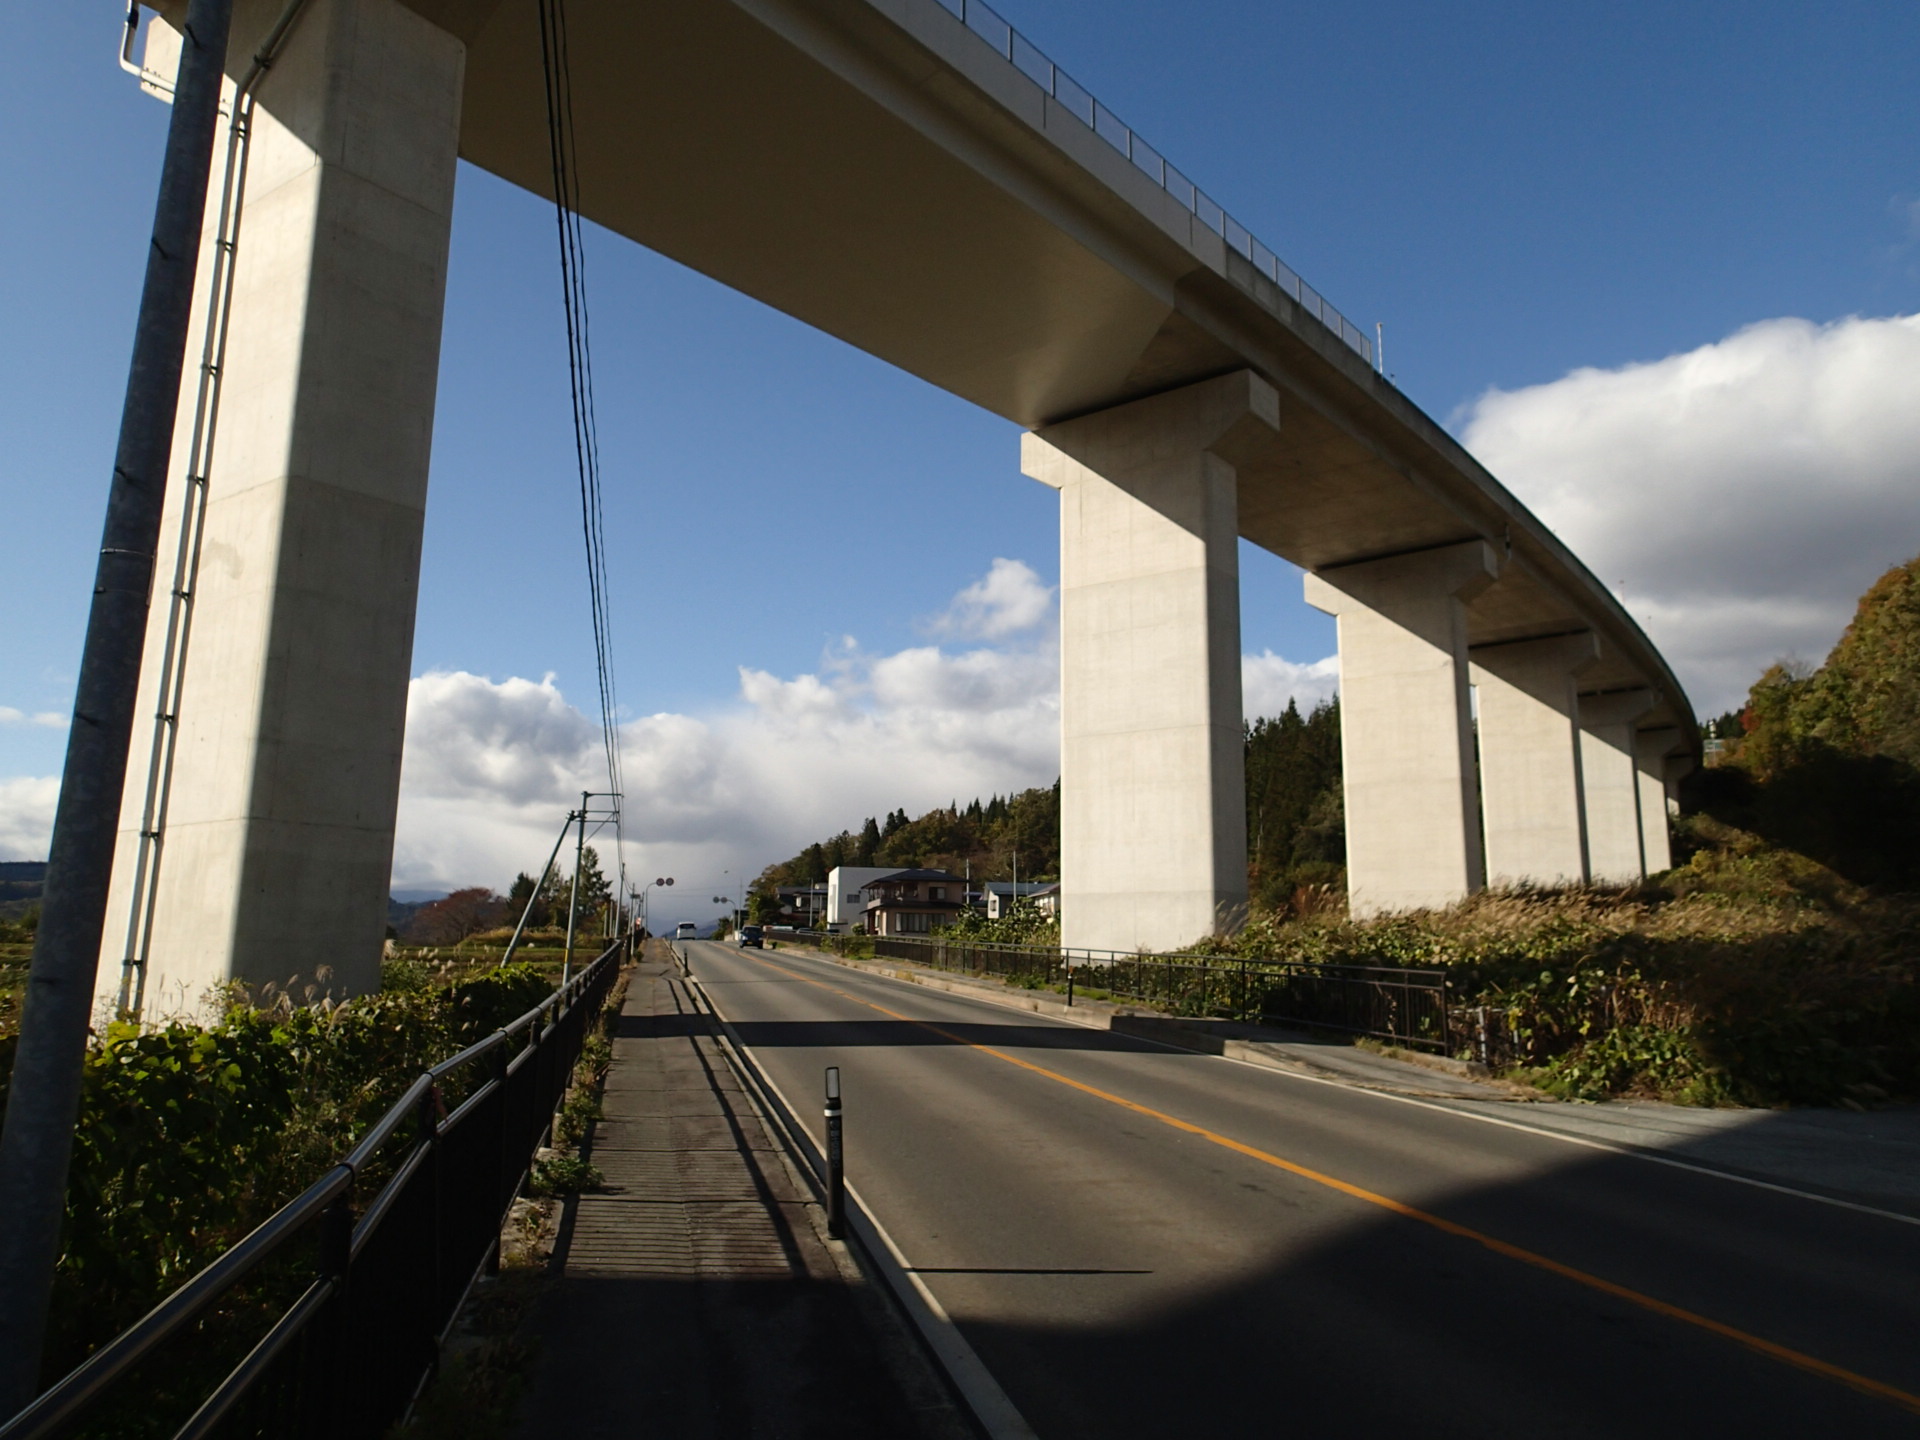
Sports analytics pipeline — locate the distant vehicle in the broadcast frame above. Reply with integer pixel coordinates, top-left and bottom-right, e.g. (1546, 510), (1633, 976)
(675, 921), (698, 941)
(736, 925), (764, 948)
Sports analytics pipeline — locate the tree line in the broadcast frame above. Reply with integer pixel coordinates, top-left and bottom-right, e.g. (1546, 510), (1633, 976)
(398, 845), (613, 946)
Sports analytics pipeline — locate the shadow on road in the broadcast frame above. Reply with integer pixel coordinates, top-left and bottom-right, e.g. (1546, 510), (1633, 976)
(933, 1108), (1920, 1439)
(718, 1017), (1157, 1052)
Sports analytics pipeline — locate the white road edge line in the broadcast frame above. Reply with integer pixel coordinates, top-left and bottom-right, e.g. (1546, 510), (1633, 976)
(774, 944), (1920, 1231)
(683, 952), (1042, 1440)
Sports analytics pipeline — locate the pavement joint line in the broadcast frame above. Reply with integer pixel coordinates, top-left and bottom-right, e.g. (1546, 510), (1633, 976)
(790, 944), (1920, 1230)
(740, 947), (1920, 1420)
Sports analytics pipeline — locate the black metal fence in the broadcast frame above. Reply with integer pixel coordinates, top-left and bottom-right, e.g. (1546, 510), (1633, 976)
(812, 932), (1451, 1054)
(0, 942), (625, 1440)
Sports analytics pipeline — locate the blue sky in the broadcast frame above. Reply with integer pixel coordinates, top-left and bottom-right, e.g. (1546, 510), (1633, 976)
(3, 2), (1917, 918)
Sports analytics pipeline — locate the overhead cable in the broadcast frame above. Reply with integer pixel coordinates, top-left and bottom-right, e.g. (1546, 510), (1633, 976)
(537, 0), (626, 872)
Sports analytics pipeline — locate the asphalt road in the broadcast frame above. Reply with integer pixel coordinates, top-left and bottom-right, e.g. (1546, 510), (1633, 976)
(682, 940), (1920, 1438)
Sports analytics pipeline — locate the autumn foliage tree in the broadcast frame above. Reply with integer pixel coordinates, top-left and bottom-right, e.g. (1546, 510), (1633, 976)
(401, 887), (508, 945)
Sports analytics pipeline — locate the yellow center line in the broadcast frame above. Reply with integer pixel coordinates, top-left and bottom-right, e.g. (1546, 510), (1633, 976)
(732, 948), (1920, 1418)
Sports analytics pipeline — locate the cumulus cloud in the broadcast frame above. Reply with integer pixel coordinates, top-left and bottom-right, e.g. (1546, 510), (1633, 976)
(0, 776), (59, 862)
(0, 708), (66, 729)
(1460, 313), (1920, 713)
(388, 563), (1066, 921)
(925, 557), (1054, 639)
(1243, 651), (1339, 721)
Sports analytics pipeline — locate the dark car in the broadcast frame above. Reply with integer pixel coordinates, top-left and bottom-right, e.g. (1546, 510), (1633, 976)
(736, 924), (764, 948)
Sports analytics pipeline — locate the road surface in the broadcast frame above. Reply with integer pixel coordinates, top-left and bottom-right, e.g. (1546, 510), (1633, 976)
(682, 940), (1920, 1438)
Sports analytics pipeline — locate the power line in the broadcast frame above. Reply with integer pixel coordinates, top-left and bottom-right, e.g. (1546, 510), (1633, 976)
(537, 0), (625, 876)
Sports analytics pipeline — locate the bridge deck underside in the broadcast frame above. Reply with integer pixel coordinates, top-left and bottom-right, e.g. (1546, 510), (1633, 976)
(424, 0), (1683, 715)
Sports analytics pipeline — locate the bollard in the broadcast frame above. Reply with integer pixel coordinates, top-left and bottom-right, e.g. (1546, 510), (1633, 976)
(824, 1066), (845, 1239)
(1066, 963), (1075, 1008)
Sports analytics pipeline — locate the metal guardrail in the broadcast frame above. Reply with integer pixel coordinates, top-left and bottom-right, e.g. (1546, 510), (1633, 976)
(0, 941), (626, 1440)
(805, 931), (1450, 1054)
(921, 0), (1376, 366)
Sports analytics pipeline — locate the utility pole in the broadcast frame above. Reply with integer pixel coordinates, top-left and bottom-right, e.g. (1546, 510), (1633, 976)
(0, 0), (236, 1411)
(562, 792), (587, 985)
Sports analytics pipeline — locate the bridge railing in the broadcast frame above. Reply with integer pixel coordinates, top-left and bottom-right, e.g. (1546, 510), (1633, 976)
(800, 931), (1451, 1053)
(0, 942), (626, 1440)
(923, 0), (1376, 366)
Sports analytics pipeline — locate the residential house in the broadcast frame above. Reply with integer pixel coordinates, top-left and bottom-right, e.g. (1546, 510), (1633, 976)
(981, 880), (1053, 920)
(861, 868), (969, 936)
(825, 866), (898, 931)
(774, 884), (829, 926)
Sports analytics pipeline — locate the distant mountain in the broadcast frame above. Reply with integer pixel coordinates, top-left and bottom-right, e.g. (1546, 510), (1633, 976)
(388, 894), (443, 929)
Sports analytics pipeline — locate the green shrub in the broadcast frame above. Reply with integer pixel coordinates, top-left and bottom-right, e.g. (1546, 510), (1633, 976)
(1221, 833), (1919, 1107)
(0, 961), (560, 1385)
(529, 1155), (602, 1195)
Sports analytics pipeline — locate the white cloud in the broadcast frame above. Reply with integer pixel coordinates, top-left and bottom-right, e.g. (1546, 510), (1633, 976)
(1460, 313), (1920, 713)
(0, 776), (59, 861)
(388, 563), (1066, 923)
(925, 557), (1054, 639)
(1243, 651), (1339, 721)
(0, 707), (66, 729)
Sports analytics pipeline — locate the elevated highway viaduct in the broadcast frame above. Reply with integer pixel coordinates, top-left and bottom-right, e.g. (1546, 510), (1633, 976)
(108, 0), (1696, 1012)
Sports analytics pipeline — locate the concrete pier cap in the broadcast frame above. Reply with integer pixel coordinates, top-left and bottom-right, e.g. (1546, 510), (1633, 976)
(1024, 370), (1283, 954)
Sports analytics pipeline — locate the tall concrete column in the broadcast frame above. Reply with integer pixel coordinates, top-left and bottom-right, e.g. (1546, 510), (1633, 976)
(100, 0), (464, 1016)
(1635, 727), (1686, 874)
(1470, 632), (1597, 888)
(1577, 689), (1658, 884)
(1305, 541), (1500, 918)
(1022, 371), (1282, 953)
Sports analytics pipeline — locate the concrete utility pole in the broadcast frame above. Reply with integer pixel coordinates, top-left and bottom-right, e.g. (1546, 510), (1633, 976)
(0, 0), (235, 1411)
(562, 792), (588, 985)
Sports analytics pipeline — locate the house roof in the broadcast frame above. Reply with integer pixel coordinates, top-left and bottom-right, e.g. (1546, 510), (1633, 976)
(863, 868), (968, 886)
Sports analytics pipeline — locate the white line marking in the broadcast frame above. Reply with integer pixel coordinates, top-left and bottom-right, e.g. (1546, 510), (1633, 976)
(685, 954), (1041, 1440)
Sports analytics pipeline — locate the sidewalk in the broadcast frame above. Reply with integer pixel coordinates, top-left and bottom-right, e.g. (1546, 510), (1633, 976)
(512, 955), (965, 1438)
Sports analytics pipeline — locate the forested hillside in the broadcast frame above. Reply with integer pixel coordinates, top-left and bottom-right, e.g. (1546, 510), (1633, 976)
(1244, 699), (1344, 911)
(1697, 553), (1920, 888)
(753, 784), (1063, 897)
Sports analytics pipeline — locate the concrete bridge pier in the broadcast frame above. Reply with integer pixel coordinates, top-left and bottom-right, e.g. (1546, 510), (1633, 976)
(1023, 371), (1282, 954)
(99, 0), (464, 1017)
(1635, 727), (1688, 874)
(1576, 689), (1660, 884)
(1305, 542), (1500, 919)
(1469, 632), (1598, 888)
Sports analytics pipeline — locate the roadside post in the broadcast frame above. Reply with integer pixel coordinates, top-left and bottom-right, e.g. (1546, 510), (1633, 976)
(824, 1067), (846, 1239)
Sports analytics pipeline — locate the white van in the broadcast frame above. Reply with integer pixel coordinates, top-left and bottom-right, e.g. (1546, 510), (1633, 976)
(674, 921), (698, 941)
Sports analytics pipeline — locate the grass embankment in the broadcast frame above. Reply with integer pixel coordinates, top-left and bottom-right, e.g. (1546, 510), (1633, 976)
(1210, 818), (1918, 1108)
(0, 952), (621, 1412)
